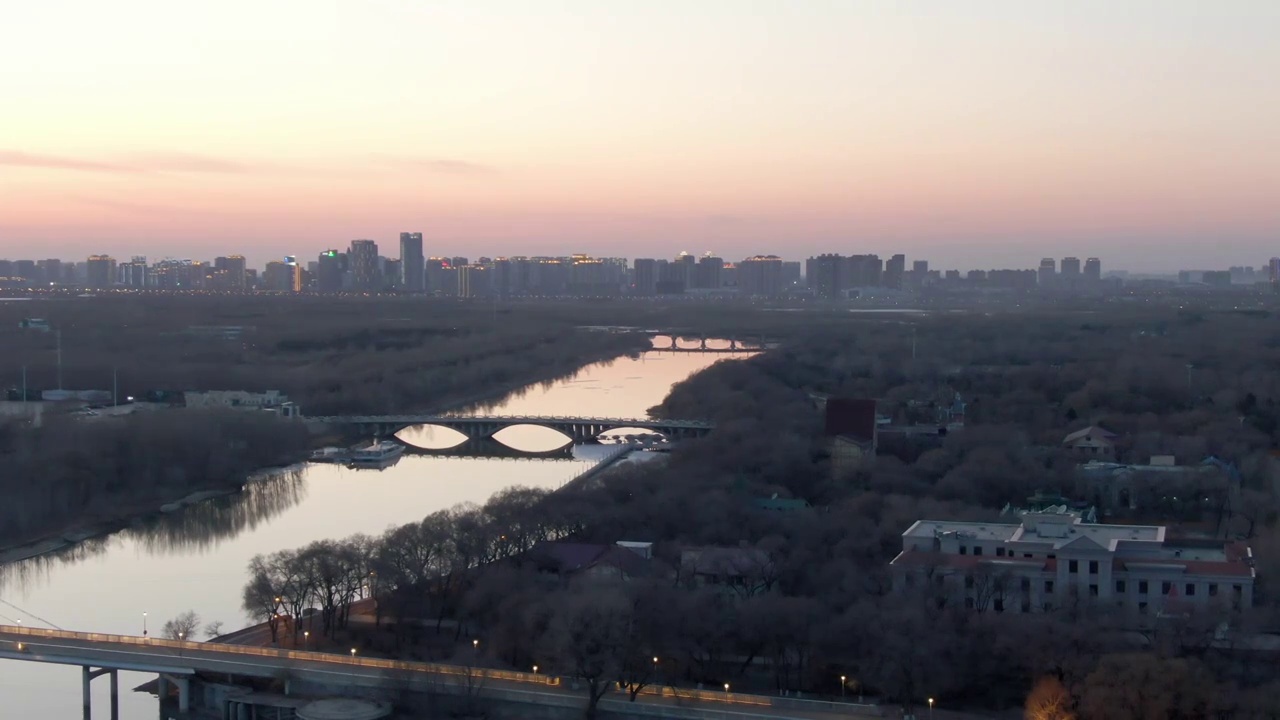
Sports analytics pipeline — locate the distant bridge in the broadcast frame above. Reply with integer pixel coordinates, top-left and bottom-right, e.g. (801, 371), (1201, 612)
(309, 415), (715, 442)
(398, 438), (579, 460)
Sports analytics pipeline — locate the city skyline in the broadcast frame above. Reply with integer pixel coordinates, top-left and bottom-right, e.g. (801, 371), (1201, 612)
(2, 2), (1278, 271)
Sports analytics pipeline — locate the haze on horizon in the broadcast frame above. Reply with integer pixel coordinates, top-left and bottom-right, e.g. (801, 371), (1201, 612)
(1, 0), (1277, 272)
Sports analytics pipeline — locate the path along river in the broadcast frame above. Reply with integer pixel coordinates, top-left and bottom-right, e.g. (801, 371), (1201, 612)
(0, 338), (753, 719)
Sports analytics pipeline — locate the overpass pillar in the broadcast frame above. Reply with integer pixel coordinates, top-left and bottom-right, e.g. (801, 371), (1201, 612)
(700, 336), (707, 350)
(82, 666), (91, 720)
(109, 669), (119, 720)
(177, 677), (191, 713)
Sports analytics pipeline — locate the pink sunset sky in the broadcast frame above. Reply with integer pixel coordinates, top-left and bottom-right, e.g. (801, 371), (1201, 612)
(1, 1), (1277, 271)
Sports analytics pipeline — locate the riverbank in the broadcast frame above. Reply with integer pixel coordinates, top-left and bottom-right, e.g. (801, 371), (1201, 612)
(0, 339), (651, 568)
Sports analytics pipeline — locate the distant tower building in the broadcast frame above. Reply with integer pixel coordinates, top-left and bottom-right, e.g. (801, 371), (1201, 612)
(1269, 257), (1280, 284)
(912, 260), (928, 274)
(806, 254), (845, 299)
(349, 239), (380, 290)
(118, 256), (148, 288)
(884, 254), (906, 289)
(1084, 257), (1102, 282)
(738, 255), (784, 297)
(86, 255), (116, 289)
(781, 261), (802, 287)
(1038, 258), (1057, 286)
(399, 232), (424, 292)
(214, 255), (247, 290)
(632, 258), (657, 296)
(694, 253), (724, 290)
(1060, 257), (1081, 277)
(316, 250), (344, 293)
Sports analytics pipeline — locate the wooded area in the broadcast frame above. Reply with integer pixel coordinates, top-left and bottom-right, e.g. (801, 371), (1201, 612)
(248, 304), (1280, 718)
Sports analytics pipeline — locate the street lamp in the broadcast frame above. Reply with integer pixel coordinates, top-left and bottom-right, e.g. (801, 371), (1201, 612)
(928, 697), (935, 720)
(142, 612), (147, 637)
(350, 648), (357, 658)
(303, 631), (309, 649)
(532, 665), (538, 674)
(840, 675), (846, 698)
(724, 683), (730, 694)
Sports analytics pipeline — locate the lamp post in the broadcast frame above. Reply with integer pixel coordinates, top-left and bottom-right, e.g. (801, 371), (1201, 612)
(928, 697), (934, 720)
(532, 665), (538, 675)
(724, 683), (730, 695)
(303, 631), (309, 649)
(840, 675), (846, 699)
(351, 648), (357, 658)
(142, 612), (147, 637)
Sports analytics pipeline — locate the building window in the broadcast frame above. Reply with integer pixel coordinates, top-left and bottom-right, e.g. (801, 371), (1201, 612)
(1162, 582), (1172, 595)
(1209, 584), (1218, 597)
(996, 547), (1005, 557)
(1185, 584), (1196, 597)
(1116, 580), (1126, 593)
(1024, 553), (1033, 559)
(1022, 600), (1031, 613)
(1089, 584), (1098, 597)
(965, 576), (974, 589)
(1045, 580), (1054, 594)
(1047, 554), (1056, 559)
(1233, 585), (1243, 599)
(1139, 602), (1148, 614)
(1020, 578), (1031, 592)
(974, 546), (983, 556)
(959, 546), (967, 555)
(1068, 560), (1078, 574)
(1088, 560), (1099, 574)
(1139, 581), (1149, 594)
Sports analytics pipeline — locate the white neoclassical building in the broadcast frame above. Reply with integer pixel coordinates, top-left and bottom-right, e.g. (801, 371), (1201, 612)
(891, 509), (1254, 615)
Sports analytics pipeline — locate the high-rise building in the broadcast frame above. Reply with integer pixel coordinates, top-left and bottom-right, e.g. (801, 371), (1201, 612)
(37, 259), (62, 286)
(781, 261), (802, 287)
(1038, 258), (1057, 286)
(263, 261), (295, 292)
(316, 250), (344, 293)
(1084, 258), (1102, 282)
(1268, 258), (1280, 284)
(912, 260), (928, 275)
(86, 255), (116, 289)
(118, 256), (148, 288)
(739, 255), (784, 297)
(632, 258), (657, 296)
(806, 254), (845, 299)
(399, 232), (424, 292)
(349, 239), (380, 290)
(884, 254), (906, 289)
(1060, 257), (1081, 277)
(457, 264), (490, 297)
(214, 255), (247, 290)
(672, 252), (697, 290)
(694, 253), (724, 290)
(847, 254), (882, 287)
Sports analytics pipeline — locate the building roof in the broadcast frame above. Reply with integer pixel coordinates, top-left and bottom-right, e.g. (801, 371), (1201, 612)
(525, 542), (656, 579)
(824, 398), (877, 440)
(1063, 425), (1117, 445)
(681, 547), (772, 578)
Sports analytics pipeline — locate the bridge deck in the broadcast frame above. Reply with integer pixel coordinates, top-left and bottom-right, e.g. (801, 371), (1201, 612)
(0, 625), (874, 720)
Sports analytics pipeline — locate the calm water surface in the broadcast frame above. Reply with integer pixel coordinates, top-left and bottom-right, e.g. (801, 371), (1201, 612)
(0, 342), (749, 719)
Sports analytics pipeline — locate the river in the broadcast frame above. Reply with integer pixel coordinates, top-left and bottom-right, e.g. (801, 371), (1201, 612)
(0, 338), (751, 719)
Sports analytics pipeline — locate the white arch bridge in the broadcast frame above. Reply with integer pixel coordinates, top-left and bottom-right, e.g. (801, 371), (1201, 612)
(307, 415), (715, 443)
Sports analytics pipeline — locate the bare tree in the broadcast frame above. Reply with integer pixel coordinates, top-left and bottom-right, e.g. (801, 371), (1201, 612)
(162, 610), (201, 641)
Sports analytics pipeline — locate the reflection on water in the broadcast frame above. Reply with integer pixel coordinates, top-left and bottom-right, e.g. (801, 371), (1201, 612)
(0, 346), (752, 720)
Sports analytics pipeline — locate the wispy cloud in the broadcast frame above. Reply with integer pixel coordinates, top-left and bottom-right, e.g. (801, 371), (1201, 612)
(0, 150), (252, 174)
(376, 155), (499, 176)
(0, 151), (136, 173)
